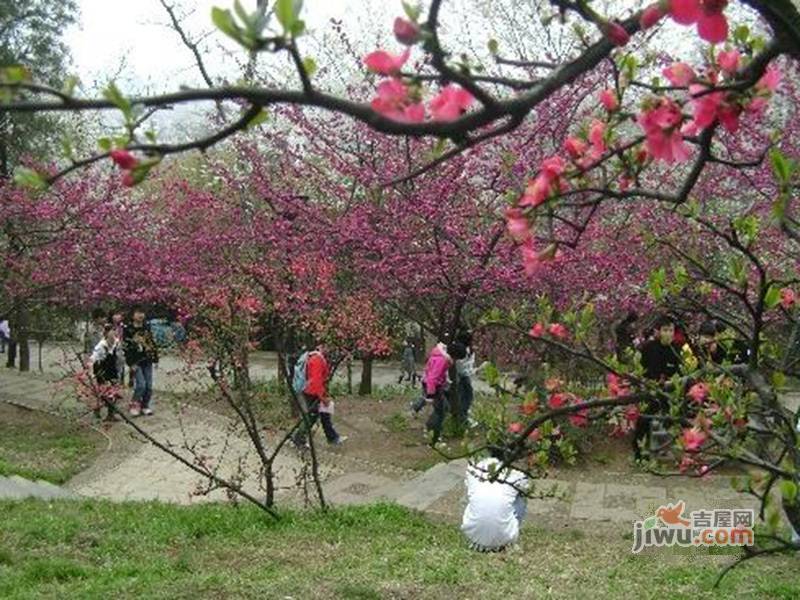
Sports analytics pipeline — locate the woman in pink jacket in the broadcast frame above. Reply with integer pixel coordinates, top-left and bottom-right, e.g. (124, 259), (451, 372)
(411, 341), (465, 444)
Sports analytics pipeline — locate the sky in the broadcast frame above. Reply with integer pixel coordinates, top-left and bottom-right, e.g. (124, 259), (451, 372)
(66, 0), (389, 93)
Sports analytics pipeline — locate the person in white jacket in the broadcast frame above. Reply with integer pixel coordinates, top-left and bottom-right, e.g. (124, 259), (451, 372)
(461, 451), (529, 551)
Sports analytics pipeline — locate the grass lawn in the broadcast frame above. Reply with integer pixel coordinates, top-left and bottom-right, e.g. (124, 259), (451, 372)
(1, 499), (799, 599)
(0, 403), (105, 484)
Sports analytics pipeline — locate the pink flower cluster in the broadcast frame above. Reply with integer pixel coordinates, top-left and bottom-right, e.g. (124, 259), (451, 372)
(363, 19), (474, 123)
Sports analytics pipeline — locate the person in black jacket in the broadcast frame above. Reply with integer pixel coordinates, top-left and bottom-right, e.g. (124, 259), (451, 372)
(633, 315), (682, 460)
(124, 307), (159, 417)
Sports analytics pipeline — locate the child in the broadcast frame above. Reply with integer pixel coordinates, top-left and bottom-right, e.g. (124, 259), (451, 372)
(89, 324), (121, 421)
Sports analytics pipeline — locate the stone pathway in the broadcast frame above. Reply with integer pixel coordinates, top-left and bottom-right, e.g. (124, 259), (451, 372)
(0, 368), (764, 527)
(0, 475), (75, 500)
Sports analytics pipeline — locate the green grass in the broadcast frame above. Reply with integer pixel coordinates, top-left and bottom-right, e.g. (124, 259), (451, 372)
(1, 499), (799, 599)
(0, 404), (104, 484)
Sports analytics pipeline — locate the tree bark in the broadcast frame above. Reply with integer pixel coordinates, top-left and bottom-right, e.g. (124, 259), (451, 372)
(358, 355), (373, 395)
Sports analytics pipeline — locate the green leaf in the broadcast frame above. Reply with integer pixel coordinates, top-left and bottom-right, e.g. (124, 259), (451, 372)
(301, 56), (317, 77)
(13, 167), (48, 190)
(60, 138), (74, 161)
(483, 363), (499, 386)
(733, 24), (750, 44)
(772, 371), (786, 389)
(770, 148), (793, 183)
(144, 130), (157, 143)
(487, 39), (499, 55)
(98, 137), (112, 152)
(780, 480), (798, 505)
(648, 267), (666, 301)
(764, 285), (781, 309)
(246, 108), (269, 129)
(211, 7), (242, 42)
(2, 65), (31, 83)
(233, 0), (249, 25)
(290, 19), (306, 37)
(402, 1), (421, 22)
(61, 75), (80, 97)
(643, 516), (658, 529)
(275, 0), (303, 34)
(102, 82), (131, 118)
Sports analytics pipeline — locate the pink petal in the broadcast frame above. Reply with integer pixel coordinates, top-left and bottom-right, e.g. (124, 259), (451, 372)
(697, 13), (728, 44)
(670, 0), (701, 25)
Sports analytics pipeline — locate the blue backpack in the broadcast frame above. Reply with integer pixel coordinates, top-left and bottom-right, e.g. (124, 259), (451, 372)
(292, 351), (309, 394)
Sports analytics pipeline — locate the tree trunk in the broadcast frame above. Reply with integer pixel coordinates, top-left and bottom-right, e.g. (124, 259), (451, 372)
(358, 356), (373, 395)
(346, 359), (353, 394)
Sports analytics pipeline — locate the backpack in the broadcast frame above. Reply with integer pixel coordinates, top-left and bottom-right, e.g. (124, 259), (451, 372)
(292, 351), (309, 394)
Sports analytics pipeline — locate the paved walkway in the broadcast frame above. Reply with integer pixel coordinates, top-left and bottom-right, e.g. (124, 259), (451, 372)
(0, 368), (764, 527)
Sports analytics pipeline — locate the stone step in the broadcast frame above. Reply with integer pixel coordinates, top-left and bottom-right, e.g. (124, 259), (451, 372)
(0, 475), (76, 500)
(390, 459), (468, 511)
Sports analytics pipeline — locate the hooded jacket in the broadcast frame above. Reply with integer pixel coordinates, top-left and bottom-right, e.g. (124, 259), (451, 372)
(422, 343), (452, 397)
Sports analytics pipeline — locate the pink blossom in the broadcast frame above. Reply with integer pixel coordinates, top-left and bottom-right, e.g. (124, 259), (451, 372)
(548, 392), (568, 409)
(541, 155), (566, 178)
(428, 84), (474, 121)
(110, 149), (137, 170)
(756, 64), (781, 93)
(370, 78), (425, 123)
(781, 288), (796, 310)
(568, 406), (589, 428)
(564, 136), (588, 160)
(637, 98), (691, 163)
(662, 62), (696, 87)
(529, 322), (545, 337)
(528, 428), (541, 442)
(519, 175), (550, 208)
(605, 21), (630, 46)
(363, 48), (410, 75)
(589, 119), (606, 158)
(670, 0), (729, 44)
(717, 49), (740, 74)
(690, 84), (724, 130)
(393, 17), (420, 45)
(640, 3), (666, 29)
(600, 88), (619, 111)
(717, 102), (741, 133)
(505, 207), (531, 242)
(682, 427), (707, 452)
(121, 172), (136, 187)
(548, 322), (569, 339)
(687, 382), (710, 404)
(520, 241), (540, 276)
(508, 422), (524, 434)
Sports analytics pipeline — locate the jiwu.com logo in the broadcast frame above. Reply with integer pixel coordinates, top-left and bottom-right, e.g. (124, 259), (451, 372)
(632, 500), (754, 554)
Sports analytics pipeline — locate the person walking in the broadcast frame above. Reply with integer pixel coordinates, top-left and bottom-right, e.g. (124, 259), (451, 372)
(0, 316), (9, 354)
(293, 343), (347, 447)
(634, 314), (682, 460)
(88, 324), (121, 421)
(124, 307), (159, 417)
(84, 308), (107, 360)
(456, 331), (476, 424)
(109, 309), (127, 385)
(411, 341), (465, 445)
(398, 340), (417, 385)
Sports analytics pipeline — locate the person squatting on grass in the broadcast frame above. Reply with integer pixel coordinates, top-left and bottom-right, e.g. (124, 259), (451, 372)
(461, 449), (530, 551)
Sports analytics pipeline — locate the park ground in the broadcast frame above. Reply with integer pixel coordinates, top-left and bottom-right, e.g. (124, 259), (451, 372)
(2, 350), (800, 598)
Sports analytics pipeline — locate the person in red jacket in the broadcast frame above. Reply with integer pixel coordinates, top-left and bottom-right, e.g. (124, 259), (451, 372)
(293, 343), (347, 447)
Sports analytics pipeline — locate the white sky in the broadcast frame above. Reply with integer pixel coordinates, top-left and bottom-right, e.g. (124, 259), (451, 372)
(66, 0), (390, 93)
